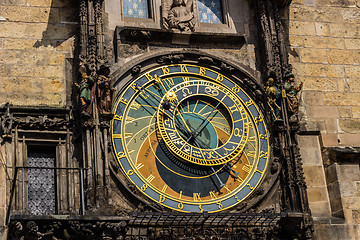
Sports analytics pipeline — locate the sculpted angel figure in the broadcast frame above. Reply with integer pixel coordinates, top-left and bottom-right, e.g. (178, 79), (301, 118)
(162, 0), (195, 31)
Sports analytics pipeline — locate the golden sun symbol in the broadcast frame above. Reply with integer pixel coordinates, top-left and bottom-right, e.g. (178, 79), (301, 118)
(165, 90), (177, 102)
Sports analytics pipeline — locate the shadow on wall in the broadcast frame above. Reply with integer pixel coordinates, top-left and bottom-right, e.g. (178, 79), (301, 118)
(33, 0), (79, 48)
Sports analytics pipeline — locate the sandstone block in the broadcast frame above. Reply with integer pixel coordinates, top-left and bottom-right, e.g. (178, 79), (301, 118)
(19, 52), (48, 65)
(339, 181), (357, 197)
(325, 118), (337, 133)
(301, 49), (327, 63)
(338, 133), (360, 146)
(42, 78), (65, 93)
(298, 135), (323, 165)
(324, 163), (338, 184)
(327, 182), (344, 213)
(346, 78), (360, 93)
(339, 119), (360, 133)
(325, 65), (345, 78)
(302, 77), (337, 91)
(307, 186), (330, 202)
(302, 91), (324, 105)
(342, 9), (360, 23)
(303, 36), (344, 49)
(328, 50), (358, 65)
(345, 38), (360, 50)
(289, 21), (316, 36)
(329, 23), (360, 38)
(303, 165), (327, 186)
(1, 0), (27, 5)
(289, 35), (303, 47)
(1, 6), (51, 23)
(356, 181), (360, 197)
(26, 23), (48, 39)
(345, 66), (360, 78)
(290, 5), (316, 22)
(339, 106), (351, 118)
(342, 197), (360, 209)
(321, 133), (339, 146)
(27, 0), (51, 7)
(292, 0), (303, 4)
(315, 0), (357, 7)
(0, 50), (20, 64)
(326, 38), (345, 49)
(313, 224), (353, 240)
(353, 210), (360, 224)
(3, 39), (37, 50)
(315, 22), (330, 36)
(338, 164), (360, 181)
(314, 7), (344, 22)
(42, 65), (64, 78)
(352, 106), (360, 118)
(308, 201), (332, 217)
(0, 65), (10, 77)
(0, 22), (28, 38)
(324, 93), (360, 106)
(48, 53), (66, 65)
(299, 63), (326, 77)
(308, 105), (339, 118)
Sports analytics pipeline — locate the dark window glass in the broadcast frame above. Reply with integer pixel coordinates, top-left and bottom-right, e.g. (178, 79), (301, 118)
(27, 149), (56, 215)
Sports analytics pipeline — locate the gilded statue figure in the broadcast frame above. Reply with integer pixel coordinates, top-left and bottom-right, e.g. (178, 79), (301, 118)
(283, 73), (303, 116)
(162, 0), (195, 31)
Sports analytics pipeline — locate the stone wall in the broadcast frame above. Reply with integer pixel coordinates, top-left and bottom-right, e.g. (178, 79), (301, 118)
(0, 0), (77, 107)
(288, 0), (360, 239)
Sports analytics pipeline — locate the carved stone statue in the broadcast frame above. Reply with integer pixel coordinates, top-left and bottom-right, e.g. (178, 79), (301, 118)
(162, 0), (195, 31)
(283, 73), (303, 117)
(74, 64), (95, 116)
(97, 66), (115, 115)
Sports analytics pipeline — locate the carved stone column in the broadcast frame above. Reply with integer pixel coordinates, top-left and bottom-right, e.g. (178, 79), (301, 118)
(254, 0), (313, 239)
(77, 0), (110, 211)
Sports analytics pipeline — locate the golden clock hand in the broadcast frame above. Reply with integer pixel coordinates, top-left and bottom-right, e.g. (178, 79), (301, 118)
(175, 109), (192, 134)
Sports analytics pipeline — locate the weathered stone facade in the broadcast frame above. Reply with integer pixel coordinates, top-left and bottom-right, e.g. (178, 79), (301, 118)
(287, 0), (360, 239)
(0, 0), (77, 107)
(0, 0), (359, 239)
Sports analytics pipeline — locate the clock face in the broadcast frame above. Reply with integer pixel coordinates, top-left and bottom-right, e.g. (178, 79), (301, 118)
(111, 64), (270, 213)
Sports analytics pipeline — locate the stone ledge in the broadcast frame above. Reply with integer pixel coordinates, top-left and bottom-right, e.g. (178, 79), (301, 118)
(115, 27), (246, 48)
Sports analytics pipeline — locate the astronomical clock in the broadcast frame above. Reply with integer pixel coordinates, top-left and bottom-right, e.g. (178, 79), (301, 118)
(111, 57), (271, 213)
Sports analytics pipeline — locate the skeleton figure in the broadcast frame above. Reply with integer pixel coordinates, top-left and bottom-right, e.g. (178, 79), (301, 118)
(265, 77), (282, 121)
(162, 0), (195, 31)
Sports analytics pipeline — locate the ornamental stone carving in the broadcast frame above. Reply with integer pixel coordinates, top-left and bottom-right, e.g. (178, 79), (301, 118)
(162, 0), (195, 32)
